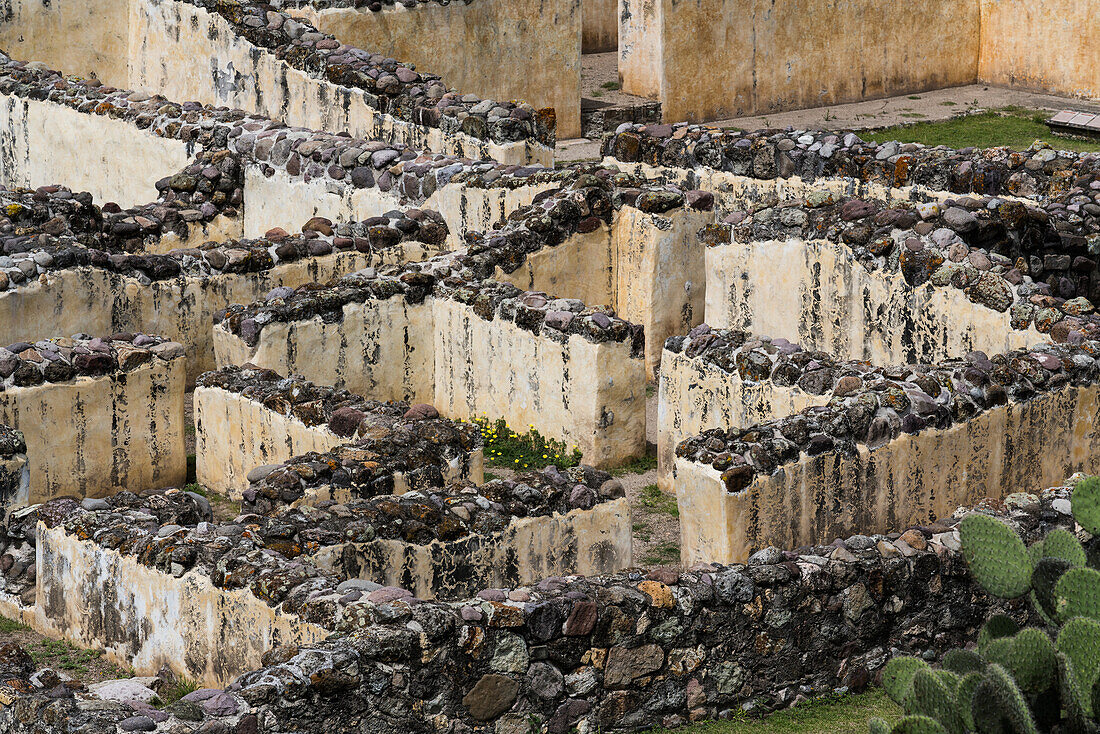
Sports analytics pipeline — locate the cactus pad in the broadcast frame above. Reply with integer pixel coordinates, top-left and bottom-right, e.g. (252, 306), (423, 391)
(942, 649), (984, 675)
(1073, 476), (1100, 536)
(889, 716), (949, 734)
(910, 668), (965, 734)
(1043, 528), (1087, 568)
(1033, 557), (1073, 620)
(870, 719), (891, 734)
(960, 514), (1033, 598)
(1008, 628), (1056, 694)
(956, 672), (983, 732)
(1058, 651), (1094, 722)
(975, 664), (1039, 734)
(1054, 567), (1100, 622)
(978, 614), (1019, 653)
(883, 656), (929, 705)
(1057, 617), (1100, 692)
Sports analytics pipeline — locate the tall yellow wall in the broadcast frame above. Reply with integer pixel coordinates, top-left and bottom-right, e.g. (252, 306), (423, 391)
(978, 0), (1100, 99)
(289, 0), (583, 139)
(583, 0), (618, 52)
(0, 0), (130, 85)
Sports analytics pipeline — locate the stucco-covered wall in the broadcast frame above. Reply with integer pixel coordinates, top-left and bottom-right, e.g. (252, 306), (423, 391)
(978, 0), (1099, 100)
(495, 205), (711, 378)
(35, 525), (328, 686)
(0, 95), (191, 208)
(0, 0), (130, 85)
(288, 0), (583, 139)
(706, 237), (1045, 366)
(213, 295), (647, 467)
(0, 360), (186, 505)
(621, 0), (980, 122)
(127, 0), (549, 164)
(193, 385), (484, 498)
(583, 0), (618, 52)
(677, 384), (1100, 564)
(310, 497), (631, 599)
(0, 253), (376, 382)
(656, 349), (826, 493)
(243, 165), (552, 246)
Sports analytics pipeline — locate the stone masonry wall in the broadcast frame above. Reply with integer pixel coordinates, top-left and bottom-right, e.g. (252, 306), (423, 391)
(0, 334), (186, 506)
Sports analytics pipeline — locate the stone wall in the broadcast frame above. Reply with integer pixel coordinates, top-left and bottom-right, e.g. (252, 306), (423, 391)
(656, 329), (829, 492)
(673, 341), (1100, 562)
(0, 94), (191, 208)
(619, 0), (980, 122)
(285, 0), (583, 139)
(127, 0), (553, 164)
(0, 424), (27, 509)
(582, 0), (618, 52)
(978, 0), (1099, 100)
(0, 335), (186, 506)
(215, 261), (648, 467)
(194, 365), (484, 498)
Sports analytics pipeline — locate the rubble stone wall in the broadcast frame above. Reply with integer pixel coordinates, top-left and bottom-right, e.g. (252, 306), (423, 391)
(706, 237), (1045, 365)
(0, 95), (191, 207)
(0, 252), (375, 381)
(35, 524), (329, 686)
(619, 0), (979, 122)
(657, 347), (826, 492)
(215, 292), (648, 467)
(978, 0), (1099, 99)
(0, 343), (186, 506)
(677, 380), (1100, 563)
(286, 0), (583, 138)
(128, 0), (552, 164)
(310, 497), (632, 599)
(495, 204), (712, 377)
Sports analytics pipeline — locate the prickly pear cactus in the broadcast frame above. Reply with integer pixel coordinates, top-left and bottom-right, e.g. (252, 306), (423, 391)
(1057, 617), (1100, 693)
(1043, 527), (1087, 568)
(1055, 567), (1100, 622)
(889, 716), (949, 734)
(960, 514), (1033, 598)
(883, 656), (930, 705)
(1074, 477), (1100, 536)
(1008, 628), (1056, 694)
(910, 669), (965, 734)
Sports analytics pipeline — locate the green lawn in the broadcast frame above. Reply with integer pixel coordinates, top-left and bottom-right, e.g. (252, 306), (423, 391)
(650, 690), (901, 734)
(865, 107), (1100, 153)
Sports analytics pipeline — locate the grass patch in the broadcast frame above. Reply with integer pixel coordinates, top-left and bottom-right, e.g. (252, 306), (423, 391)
(646, 384), (656, 397)
(602, 81), (621, 91)
(940, 101), (958, 106)
(865, 107), (1100, 153)
(0, 614), (28, 633)
(483, 471), (500, 482)
(591, 90), (603, 98)
(638, 484), (679, 517)
(907, 95), (921, 100)
(632, 521), (652, 543)
(898, 112), (926, 119)
(29, 638), (132, 677)
(642, 540), (680, 566)
(158, 677), (201, 708)
(468, 416), (582, 471)
(183, 483), (240, 521)
(610, 454), (658, 477)
(649, 689), (900, 734)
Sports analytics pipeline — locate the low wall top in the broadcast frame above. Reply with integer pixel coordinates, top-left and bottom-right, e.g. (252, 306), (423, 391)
(183, 0), (554, 146)
(462, 167), (716, 280)
(606, 123), (1100, 218)
(707, 192), (1100, 338)
(218, 256), (646, 353)
(674, 338), (1100, 491)
(0, 334), (185, 388)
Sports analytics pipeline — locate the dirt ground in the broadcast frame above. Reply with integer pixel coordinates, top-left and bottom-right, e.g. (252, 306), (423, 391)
(0, 619), (134, 687)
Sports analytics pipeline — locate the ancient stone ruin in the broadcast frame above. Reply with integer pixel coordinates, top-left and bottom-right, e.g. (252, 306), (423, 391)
(0, 0), (1095, 731)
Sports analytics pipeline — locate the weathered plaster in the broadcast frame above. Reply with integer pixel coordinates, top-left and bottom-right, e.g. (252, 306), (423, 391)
(288, 0), (583, 138)
(677, 384), (1100, 563)
(705, 237), (1046, 365)
(0, 360), (186, 505)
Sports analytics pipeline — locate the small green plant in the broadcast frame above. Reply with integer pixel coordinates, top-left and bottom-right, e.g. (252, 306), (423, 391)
(639, 484), (679, 517)
(642, 541), (680, 566)
(601, 81), (621, 91)
(611, 454), (658, 477)
(158, 676), (201, 708)
(908, 95), (922, 100)
(871, 477), (1100, 734)
(0, 614), (28, 634)
(183, 482), (206, 497)
(466, 416), (581, 471)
